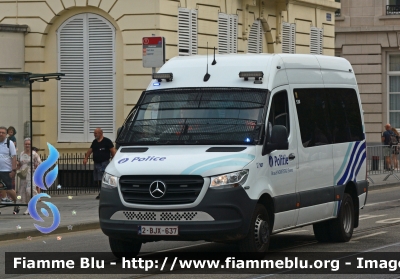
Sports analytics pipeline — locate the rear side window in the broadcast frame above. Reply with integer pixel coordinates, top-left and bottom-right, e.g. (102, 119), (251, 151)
(293, 89), (331, 147)
(293, 88), (363, 148)
(326, 88), (364, 143)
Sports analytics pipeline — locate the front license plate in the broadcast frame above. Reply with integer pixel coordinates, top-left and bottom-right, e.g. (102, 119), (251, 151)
(138, 226), (179, 236)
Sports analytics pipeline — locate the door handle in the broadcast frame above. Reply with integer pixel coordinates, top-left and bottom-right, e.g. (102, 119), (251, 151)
(289, 153), (296, 160)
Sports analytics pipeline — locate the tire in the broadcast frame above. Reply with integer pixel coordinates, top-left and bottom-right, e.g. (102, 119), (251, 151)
(109, 237), (142, 259)
(238, 204), (270, 255)
(329, 193), (354, 242)
(313, 220), (332, 242)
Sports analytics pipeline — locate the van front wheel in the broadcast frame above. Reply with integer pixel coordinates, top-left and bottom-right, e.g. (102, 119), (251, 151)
(329, 193), (354, 242)
(238, 204), (270, 254)
(109, 237), (142, 259)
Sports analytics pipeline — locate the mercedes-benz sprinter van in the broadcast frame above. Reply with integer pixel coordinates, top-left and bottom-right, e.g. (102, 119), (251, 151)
(99, 54), (368, 257)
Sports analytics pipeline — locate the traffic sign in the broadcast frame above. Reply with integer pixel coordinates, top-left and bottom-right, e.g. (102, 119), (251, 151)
(142, 36), (165, 68)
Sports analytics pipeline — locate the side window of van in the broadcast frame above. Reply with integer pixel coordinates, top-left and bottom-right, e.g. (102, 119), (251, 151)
(294, 88), (364, 148)
(267, 91), (290, 140)
(293, 89), (332, 148)
(326, 88), (364, 143)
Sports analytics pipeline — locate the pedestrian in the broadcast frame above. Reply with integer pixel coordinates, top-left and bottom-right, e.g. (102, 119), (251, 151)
(391, 127), (400, 170)
(7, 126), (17, 149)
(83, 128), (116, 199)
(0, 126), (19, 214)
(17, 138), (41, 214)
(382, 123), (396, 170)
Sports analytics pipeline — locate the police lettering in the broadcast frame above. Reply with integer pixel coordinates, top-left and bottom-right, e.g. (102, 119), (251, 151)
(273, 155), (289, 166)
(131, 156), (166, 162)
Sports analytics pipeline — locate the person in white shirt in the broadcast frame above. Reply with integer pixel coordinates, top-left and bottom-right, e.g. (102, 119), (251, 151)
(0, 126), (19, 214)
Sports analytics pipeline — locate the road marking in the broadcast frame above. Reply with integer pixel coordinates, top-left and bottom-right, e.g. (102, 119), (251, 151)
(359, 214), (387, 220)
(350, 231), (387, 241)
(376, 218), (400, 224)
(279, 230), (308, 234)
(365, 199), (400, 207)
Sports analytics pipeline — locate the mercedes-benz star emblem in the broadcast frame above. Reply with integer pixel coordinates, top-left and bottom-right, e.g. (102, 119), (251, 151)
(149, 181), (167, 199)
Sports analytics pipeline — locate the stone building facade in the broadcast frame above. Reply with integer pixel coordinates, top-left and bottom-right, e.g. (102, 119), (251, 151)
(0, 0), (339, 153)
(336, 0), (400, 144)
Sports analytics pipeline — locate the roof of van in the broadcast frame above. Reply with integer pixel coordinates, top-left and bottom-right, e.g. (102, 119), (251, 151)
(146, 54), (357, 91)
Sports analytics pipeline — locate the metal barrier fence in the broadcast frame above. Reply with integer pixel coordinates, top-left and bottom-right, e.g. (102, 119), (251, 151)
(367, 145), (400, 182)
(37, 153), (100, 195)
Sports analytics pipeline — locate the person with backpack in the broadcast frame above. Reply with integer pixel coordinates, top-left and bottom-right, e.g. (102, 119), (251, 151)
(382, 123), (398, 171)
(0, 126), (19, 214)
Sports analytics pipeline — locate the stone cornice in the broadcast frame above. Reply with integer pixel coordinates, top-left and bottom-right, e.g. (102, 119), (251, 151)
(288, 0), (340, 11)
(336, 25), (400, 33)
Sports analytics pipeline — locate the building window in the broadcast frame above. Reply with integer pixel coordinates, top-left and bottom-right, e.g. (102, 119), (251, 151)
(388, 54), (400, 128)
(282, 22), (295, 54)
(178, 8), (198, 56)
(387, 0), (400, 15)
(57, 13), (115, 142)
(248, 20), (263, 53)
(310, 27), (323, 55)
(218, 13), (238, 54)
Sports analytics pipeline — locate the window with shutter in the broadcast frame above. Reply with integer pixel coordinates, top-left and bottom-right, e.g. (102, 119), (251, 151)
(282, 22), (296, 54)
(310, 27), (323, 54)
(248, 20), (263, 53)
(58, 13), (115, 142)
(218, 13), (238, 54)
(178, 8), (198, 56)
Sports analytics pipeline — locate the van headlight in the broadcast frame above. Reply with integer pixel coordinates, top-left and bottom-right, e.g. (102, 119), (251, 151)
(210, 170), (249, 189)
(102, 173), (118, 189)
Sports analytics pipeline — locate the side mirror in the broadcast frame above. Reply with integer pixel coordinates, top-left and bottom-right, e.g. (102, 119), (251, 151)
(262, 125), (289, 156)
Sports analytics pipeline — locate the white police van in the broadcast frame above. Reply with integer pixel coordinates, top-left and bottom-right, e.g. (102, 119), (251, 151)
(99, 54), (367, 257)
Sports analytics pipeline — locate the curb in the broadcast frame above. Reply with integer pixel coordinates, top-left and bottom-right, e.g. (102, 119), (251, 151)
(0, 221), (100, 242)
(369, 182), (400, 190)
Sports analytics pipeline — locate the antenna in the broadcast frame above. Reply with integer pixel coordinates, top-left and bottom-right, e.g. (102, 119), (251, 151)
(212, 47), (217, 65)
(203, 42), (210, 81)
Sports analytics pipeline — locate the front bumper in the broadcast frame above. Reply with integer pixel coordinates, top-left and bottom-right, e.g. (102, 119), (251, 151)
(99, 186), (257, 242)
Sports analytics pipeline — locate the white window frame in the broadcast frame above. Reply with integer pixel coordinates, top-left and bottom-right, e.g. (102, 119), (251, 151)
(218, 13), (238, 54)
(57, 13), (116, 142)
(247, 19), (263, 53)
(310, 27), (323, 55)
(282, 22), (296, 54)
(388, 53), (400, 129)
(178, 8), (198, 56)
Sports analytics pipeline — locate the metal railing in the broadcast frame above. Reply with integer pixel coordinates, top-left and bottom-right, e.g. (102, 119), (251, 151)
(386, 5), (400, 15)
(367, 145), (400, 183)
(36, 153), (100, 195)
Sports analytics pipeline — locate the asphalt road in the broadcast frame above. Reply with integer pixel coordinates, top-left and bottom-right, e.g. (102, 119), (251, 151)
(2, 185), (400, 279)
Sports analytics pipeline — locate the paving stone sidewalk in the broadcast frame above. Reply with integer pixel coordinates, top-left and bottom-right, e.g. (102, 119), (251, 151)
(0, 194), (100, 241)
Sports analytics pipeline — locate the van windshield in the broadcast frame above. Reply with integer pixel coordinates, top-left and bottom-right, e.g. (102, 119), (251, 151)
(117, 88), (268, 145)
